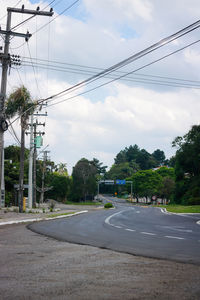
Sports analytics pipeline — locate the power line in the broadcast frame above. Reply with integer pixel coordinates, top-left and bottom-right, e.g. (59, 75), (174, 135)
(9, 36), (200, 128)
(32, 0), (80, 35)
(27, 43), (42, 98)
(21, 62), (200, 89)
(46, 38), (200, 108)
(39, 19), (200, 103)
(7, 22), (200, 125)
(10, 0), (58, 31)
(20, 57), (200, 87)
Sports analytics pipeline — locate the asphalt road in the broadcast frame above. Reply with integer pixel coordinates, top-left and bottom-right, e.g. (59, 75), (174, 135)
(29, 196), (200, 264)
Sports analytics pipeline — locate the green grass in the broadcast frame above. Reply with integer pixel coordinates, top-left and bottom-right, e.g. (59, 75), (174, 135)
(65, 201), (102, 206)
(47, 212), (76, 218)
(154, 204), (200, 213)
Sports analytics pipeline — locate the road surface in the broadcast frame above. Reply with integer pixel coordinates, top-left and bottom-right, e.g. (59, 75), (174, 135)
(29, 196), (200, 264)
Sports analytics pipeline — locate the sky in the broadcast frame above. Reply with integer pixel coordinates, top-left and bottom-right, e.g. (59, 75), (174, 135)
(1, 0), (200, 174)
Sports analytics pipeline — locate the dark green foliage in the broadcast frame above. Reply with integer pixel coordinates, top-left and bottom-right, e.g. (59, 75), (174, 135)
(104, 202), (113, 208)
(106, 162), (140, 180)
(45, 173), (71, 202)
(4, 146), (29, 206)
(152, 149), (166, 165)
(113, 144), (164, 173)
(5, 145), (29, 163)
(90, 158), (107, 176)
(70, 158), (98, 202)
(172, 125), (200, 204)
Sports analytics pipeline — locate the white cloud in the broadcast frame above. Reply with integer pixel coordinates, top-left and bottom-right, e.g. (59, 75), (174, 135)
(2, 0), (200, 174)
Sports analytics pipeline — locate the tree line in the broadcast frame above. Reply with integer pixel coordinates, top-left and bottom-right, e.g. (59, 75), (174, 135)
(5, 124), (200, 206)
(4, 86), (200, 206)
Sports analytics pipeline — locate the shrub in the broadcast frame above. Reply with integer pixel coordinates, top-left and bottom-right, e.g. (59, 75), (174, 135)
(104, 202), (113, 209)
(187, 197), (200, 205)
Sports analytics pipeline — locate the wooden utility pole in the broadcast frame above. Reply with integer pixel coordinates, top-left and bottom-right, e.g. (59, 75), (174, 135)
(0, 5), (53, 208)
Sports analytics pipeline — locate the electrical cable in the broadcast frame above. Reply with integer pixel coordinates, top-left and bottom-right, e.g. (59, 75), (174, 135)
(46, 38), (200, 108)
(37, 20), (200, 103)
(26, 42), (42, 98)
(8, 37), (200, 127)
(21, 58), (200, 87)
(32, 0), (80, 35)
(21, 62), (200, 89)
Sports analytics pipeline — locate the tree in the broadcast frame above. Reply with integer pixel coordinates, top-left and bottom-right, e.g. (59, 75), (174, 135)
(130, 170), (163, 203)
(114, 145), (159, 170)
(90, 158), (107, 177)
(71, 158), (97, 202)
(56, 163), (68, 176)
(107, 161), (139, 180)
(45, 172), (70, 202)
(5, 86), (35, 212)
(159, 177), (175, 202)
(152, 149), (166, 165)
(172, 125), (200, 204)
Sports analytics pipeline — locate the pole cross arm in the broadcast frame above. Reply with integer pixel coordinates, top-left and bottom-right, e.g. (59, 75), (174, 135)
(0, 30), (32, 40)
(7, 7), (54, 17)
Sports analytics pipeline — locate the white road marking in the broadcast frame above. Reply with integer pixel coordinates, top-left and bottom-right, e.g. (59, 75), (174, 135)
(104, 209), (133, 227)
(165, 235), (185, 240)
(141, 232), (156, 236)
(136, 211), (140, 213)
(125, 228), (136, 232)
(114, 225), (122, 229)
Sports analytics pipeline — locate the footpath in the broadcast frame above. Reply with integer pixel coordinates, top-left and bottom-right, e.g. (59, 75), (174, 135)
(0, 202), (101, 226)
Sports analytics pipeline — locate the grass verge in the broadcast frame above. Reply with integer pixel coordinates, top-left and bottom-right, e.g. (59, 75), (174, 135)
(154, 205), (200, 213)
(47, 212), (76, 218)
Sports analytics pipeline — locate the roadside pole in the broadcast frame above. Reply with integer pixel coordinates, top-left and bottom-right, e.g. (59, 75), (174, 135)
(0, 6), (53, 209)
(28, 114), (34, 209)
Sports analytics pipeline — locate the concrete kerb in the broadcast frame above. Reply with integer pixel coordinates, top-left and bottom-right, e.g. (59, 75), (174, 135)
(0, 210), (88, 226)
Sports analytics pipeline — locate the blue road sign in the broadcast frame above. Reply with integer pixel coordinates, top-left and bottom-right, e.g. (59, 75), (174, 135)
(116, 179), (126, 185)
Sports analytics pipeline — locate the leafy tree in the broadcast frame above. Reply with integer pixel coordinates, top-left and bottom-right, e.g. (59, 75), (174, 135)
(5, 86), (35, 211)
(152, 149), (166, 165)
(56, 163), (68, 176)
(4, 145), (29, 206)
(172, 125), (200, 204)
(130, 170), (163, 203)
(156, 167), (175, 179)
(159, 177), (175, 202)
(70, 158), (97, 202)
(90, 158), (107, 177)
(5, 145), (29, 163)
(114, 144), (160, 170)
(107, 161), (139, 180)
(45, 172), (71, 202)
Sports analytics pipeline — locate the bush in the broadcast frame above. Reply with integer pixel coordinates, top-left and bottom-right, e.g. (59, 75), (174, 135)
(187, 197), (200, 205)
(104, 202), (113, 209)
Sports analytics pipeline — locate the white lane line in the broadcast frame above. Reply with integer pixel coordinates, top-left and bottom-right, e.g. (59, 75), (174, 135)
(197, 220), (200, 226)
(114, 225), (122, 229)
(141, 232), (156, 236)
(105, 209), (132, 227)
(165, 235), (185, 240)
(125, 228), (136, 232)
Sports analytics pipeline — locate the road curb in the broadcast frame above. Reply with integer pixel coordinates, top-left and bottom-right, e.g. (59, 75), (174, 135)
(0, 210), (88, 226)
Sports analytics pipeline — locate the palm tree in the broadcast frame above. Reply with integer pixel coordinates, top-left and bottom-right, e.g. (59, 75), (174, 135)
(5, 86), (35, 212)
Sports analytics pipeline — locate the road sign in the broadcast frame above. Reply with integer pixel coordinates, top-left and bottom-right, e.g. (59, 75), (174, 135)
(99, 180), (114, 185)
(116, 179), (126, 185)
